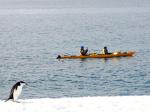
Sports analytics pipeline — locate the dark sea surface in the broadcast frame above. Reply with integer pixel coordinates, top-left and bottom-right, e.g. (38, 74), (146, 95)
(0, 9), (150, 99)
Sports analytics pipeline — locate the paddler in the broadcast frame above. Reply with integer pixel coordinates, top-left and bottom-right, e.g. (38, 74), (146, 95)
(102, 46), (109, 54)
(80, 46), (88, 56)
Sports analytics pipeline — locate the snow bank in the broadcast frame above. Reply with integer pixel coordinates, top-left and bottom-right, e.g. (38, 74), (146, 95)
(0, 96), (150, 112)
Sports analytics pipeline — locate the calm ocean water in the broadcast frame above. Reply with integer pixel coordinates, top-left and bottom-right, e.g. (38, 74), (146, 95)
(0, 9), (150, 99)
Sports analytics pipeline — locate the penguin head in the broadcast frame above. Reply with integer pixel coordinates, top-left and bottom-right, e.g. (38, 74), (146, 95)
(18, 81), (26, 86)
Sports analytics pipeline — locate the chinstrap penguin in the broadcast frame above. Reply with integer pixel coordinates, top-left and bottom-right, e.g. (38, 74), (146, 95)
(6, 81), (26, 102)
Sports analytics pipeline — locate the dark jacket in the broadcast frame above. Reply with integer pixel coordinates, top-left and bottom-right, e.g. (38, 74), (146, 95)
(80, 48), (88, 55)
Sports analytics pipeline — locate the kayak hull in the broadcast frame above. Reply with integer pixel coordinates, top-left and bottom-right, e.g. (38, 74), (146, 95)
(57, 51), (135, 59)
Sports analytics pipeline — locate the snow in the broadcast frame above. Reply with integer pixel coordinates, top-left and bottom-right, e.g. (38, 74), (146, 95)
(0, 96), (150, 112)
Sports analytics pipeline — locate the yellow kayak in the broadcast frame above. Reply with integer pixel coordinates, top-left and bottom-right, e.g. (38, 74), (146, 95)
(57, 51), (135, 59)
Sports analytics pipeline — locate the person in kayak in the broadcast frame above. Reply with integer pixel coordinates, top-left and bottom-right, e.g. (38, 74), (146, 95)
(80, 46), (88, 56)
(102, 46), (109, 54)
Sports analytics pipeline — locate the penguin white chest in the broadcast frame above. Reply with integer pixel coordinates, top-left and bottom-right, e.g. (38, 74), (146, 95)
(13, 85), (23, 101)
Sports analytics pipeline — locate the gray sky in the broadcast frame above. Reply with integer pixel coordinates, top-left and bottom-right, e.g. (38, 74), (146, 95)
(0, 0), (150, 9)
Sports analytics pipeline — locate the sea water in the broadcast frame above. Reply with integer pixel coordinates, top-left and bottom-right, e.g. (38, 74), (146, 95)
(0, 8), (150, 100)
